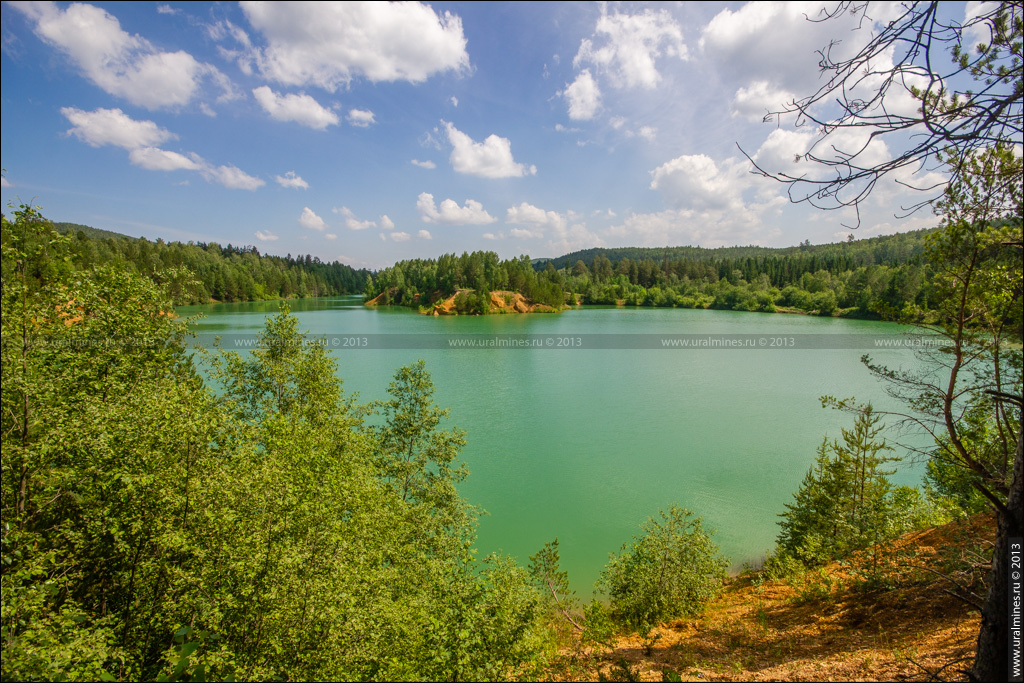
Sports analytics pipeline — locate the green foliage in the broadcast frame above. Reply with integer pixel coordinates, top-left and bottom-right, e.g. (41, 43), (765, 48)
(776, 408), (910, 566)
(661, 666), (683, 682)
(2, 205), (550, 682)
(371, 251), (566, 312)
(369, 231), (940, 317)
(915, 145), (1022, 503)
(528, 539), (586, 640)
(213, 303), (345, 423)
(0, 535), (120, 682)
(544, 230), (933, 272)
(371, 360), (470, 536)
(580, 600), (616, 648)
(852, 144), (1022, 523)
(924, 457), (991, 516)
(758, 551), (804, 585)
(452, 289), (490, 315)
(790, 567), (837, 606)
(598, 507), (728, 633)
(49, 220), (368, 304)
(3, 206), (218, 679)
(156, 627), (236, 682)
(885, 486), (950, 537)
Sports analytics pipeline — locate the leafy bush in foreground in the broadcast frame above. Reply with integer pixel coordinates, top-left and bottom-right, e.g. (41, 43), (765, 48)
(598, 506), (728, 633)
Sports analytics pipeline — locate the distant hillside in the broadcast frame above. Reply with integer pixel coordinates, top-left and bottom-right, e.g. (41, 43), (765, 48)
(53, 221), (136, 242)
(538, 228), (936, 270)
(48, 220), (369, 304)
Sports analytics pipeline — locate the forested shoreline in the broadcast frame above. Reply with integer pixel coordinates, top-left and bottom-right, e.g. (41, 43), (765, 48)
(48, 219), (941, 320)
(366, 229), (937, 318)
(53, 222), (369, 304)
(3, 206), (739, 680)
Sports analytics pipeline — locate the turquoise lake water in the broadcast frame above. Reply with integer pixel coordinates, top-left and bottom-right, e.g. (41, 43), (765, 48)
(177, 296), (930, 591)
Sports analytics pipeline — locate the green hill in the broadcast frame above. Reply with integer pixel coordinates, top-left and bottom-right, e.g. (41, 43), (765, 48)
(40, 219), (369, 304)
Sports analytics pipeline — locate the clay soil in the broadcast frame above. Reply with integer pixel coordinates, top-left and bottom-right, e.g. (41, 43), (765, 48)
(366, 288), (559, 315)
(565, 515), (993, 682)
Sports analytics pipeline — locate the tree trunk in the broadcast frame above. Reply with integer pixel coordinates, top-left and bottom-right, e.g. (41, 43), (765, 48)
(971, 426), (1023, 682)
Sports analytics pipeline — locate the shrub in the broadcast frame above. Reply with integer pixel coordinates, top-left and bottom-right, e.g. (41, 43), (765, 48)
(598, 506), (728, 633)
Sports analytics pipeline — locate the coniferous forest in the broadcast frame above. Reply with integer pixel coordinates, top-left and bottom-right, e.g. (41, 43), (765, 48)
(47, 219), (940, 320)
(52, 222), (370, 304)
(366, 228), (936, 318)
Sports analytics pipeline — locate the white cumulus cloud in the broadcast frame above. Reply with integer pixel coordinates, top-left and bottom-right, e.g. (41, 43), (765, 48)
(390, 232), (412, 242)
(239, 1), (469, 90)
(417, 229), (432, 240)
(255, 230), (279, 241)
(299, 206), (326, 230)
(334, 206), (376, 230)
(417, 192), (497, 225)
(650, 153), (752, 212)
(634, 126), (657, 141)
(60, 106), (261, 188)
(444, 121), (536, 178)
(545, 221), (604, 255)
(574, 7), (686, 89)
(605, 206), (783, 249)
(505, 202), (567, 237)
(562, 69), (601, 121)
(128, 147), (201, 172)
(700, 1), (899, 124)
(510, 227), (543, 239)
(504, 202), (597, 252)
(411, 159), (437, 169)
(732, 80), (796, 121)
(252, 86), (339, 129)
(380, 215), (396, 231)
(347, 108), (375, 127)
(203, 164), (264, 191)
(275, 171), (309, 189)
(62, 107), (174, 149)
(14, 1), (228, 109)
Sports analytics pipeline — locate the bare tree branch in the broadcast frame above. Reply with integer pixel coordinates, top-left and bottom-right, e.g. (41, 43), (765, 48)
(741, 1), (1023, 228)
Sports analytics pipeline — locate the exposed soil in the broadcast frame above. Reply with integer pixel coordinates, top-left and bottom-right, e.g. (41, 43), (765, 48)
(565, 515), (994, 682)
(365, 288), (559, 315)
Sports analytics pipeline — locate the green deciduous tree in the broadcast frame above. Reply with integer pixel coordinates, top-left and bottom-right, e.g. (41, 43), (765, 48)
(2, 206), (551, 681)
(2, 206), (218, 679)
(372, 360), (471, 537)
(598, 506), (728, 634)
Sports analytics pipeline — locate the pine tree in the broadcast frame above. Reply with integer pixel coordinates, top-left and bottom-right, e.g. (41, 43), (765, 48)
(776, 407), (899, 565)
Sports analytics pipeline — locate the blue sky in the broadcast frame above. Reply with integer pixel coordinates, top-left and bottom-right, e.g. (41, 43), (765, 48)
(1, 1), (977, 269)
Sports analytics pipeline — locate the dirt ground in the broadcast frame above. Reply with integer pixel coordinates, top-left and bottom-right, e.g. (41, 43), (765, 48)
(565, 515), (993, 682)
